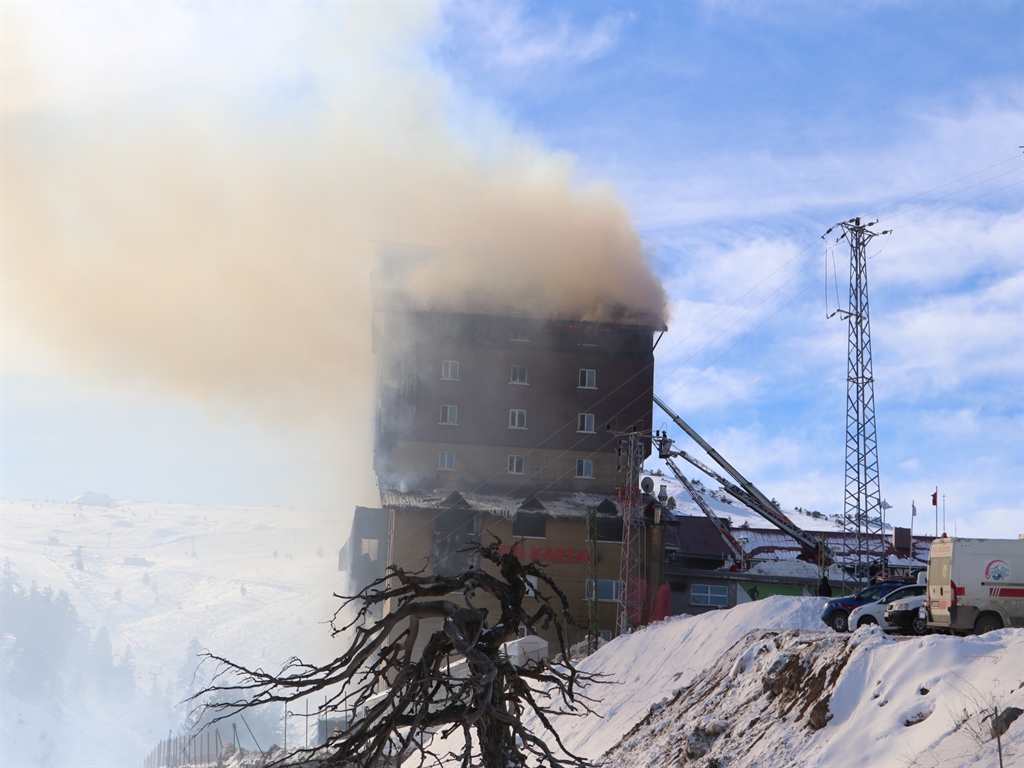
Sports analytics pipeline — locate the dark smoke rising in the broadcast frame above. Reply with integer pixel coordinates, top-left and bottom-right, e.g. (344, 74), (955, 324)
(2, 5), (666, 501)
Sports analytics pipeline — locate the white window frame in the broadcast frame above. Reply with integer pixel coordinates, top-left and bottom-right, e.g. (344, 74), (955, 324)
(510, 365), (528, 385)
(525, 575), (539, 598)
(441, 360), (459, 380)
(509, 409), (527, 429)
(576, 458), (594, 479)
(438, 451), (455, 471)
(585, 579), (623, 602)
(578, 369), (596, 389)
(577, 413), (595, 433)
(507, 454), (525, 475)
(439, 405), (458, 425)
(691, 584), (729, 607)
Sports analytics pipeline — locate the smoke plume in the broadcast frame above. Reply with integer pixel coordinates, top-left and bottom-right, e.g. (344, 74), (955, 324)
(2, 4), (666, 498)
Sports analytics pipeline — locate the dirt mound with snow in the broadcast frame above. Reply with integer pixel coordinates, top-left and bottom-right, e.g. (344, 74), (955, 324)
(601, 626), (1024, 768)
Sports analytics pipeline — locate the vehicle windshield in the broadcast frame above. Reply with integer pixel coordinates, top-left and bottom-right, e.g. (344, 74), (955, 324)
(884, 585), (922, 602)
(857, 586), (885, 602)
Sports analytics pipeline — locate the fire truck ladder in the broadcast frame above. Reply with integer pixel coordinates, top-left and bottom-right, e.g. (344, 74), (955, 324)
(654, 394), (834, 567)
(662, 455), (748, 567)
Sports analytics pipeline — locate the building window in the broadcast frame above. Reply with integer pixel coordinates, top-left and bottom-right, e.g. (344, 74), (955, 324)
(510, 365), (528, 384)
(691, 584), (729, 607)
(512, 512), (546, 539)
(585, 579), (622, 602)
(599, 629), (612, 642)
(509, 409), (527, 429)
(441, 360), (459, 380)
(438, 451), (455, 470)
(511, 328), (529, 342)
(525, 575), (539, 598)
(577, 413), (595, 433)
(576, 458), (594, 479)
(578, 369), (596, 388)
(595, 516), (623, 542)
(360, 538), (380, 562)
(507, 455), (525, 474)
(439, 405), (458, 425)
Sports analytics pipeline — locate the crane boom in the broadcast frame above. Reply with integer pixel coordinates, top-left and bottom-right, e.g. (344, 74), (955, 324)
(654, 394), (834, 565)
(663, 456), (747, 566)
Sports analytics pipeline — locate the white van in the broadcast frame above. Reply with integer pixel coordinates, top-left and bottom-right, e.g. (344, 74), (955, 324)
(925, 536), (1024, 635)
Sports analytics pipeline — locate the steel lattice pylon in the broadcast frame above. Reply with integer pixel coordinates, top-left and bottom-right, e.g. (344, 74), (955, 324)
(615, 432), (645, 635)
(835, 217), (887, 580)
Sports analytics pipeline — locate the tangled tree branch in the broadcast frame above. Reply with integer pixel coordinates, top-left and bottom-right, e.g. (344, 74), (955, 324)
(191, 539), (602, 767)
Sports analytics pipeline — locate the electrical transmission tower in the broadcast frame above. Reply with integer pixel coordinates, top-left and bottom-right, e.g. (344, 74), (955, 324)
(614, 429), (646, 635)
(827, 217), (890, 580)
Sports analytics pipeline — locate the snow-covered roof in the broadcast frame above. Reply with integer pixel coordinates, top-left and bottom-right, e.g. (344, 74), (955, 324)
(378, 487), (618, 520)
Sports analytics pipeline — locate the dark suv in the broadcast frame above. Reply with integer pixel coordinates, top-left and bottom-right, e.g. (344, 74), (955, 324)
(821, 582), (911, 632)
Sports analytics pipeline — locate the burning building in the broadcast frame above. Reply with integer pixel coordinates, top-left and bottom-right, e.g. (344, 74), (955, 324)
(339, 248), (669, 646)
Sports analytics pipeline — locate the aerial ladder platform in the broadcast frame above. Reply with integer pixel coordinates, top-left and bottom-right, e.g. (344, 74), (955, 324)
(653, 394), (834, 569)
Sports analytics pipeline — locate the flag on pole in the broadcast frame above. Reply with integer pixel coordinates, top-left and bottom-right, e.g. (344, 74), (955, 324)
(931, 492), (938, 506)
(912, 502), (917, 517)
(881, 500), (892, 510)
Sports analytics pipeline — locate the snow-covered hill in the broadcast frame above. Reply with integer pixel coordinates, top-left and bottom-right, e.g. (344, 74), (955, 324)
(553, 598), (1022, 767)
(644, 471), (844, 533)
(0, 497), (353, 767)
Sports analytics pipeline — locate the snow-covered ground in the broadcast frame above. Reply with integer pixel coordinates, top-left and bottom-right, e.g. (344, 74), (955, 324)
(417, 597), (1022, 767)
(554, 597), (1022, 767)
(1, 496), (353, 767)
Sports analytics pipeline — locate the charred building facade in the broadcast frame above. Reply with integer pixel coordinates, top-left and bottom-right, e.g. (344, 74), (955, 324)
(372, 309), (658, 494)
(342, 301), (667, 647)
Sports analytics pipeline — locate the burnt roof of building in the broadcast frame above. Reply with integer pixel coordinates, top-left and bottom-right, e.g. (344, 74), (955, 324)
(372, 300), (667, 331)
(378, 486), (618, 520)
(518, 495), (546, 512)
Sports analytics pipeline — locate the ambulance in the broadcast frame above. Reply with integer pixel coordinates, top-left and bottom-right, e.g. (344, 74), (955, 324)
(925, 536), (1024, 635)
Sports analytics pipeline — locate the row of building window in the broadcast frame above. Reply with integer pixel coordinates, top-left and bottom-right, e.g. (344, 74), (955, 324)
(437, 451), (593, 478)
(440, 361), (598, 389)
(438, 406), (597, 434)
(583, 581), (728, 608)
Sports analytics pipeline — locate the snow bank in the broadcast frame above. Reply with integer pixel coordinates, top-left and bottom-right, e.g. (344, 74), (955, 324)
(524, 596), (828, 760)
(602, 625), (1024, 768)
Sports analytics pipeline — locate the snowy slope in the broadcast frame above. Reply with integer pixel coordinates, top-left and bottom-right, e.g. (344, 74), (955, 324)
(418, 597), (1022, 768)
(0, 497), (353, 767)
(603, 625), (1023, 768)
(531, 596), (829, 759)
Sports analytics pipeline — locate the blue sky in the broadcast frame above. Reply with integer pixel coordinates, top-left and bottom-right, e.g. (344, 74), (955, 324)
(2, 2), (1021, 536)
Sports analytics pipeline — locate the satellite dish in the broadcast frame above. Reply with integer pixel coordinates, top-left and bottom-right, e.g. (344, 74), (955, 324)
(640, 477), (654, 494)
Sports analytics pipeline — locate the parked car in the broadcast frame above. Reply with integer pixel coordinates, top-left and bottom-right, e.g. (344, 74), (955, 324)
(885, 589), (930, 635)
(821, 582), (912, 633)
(849, 583), (927, 631)
(925, 536), (1024, 635)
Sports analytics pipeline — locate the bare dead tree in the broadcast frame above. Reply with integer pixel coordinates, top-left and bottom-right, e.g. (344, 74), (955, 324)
(191, 540), (600, 767)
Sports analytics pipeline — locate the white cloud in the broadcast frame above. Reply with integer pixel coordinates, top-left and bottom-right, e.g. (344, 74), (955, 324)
(443, 2), (630, 69)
